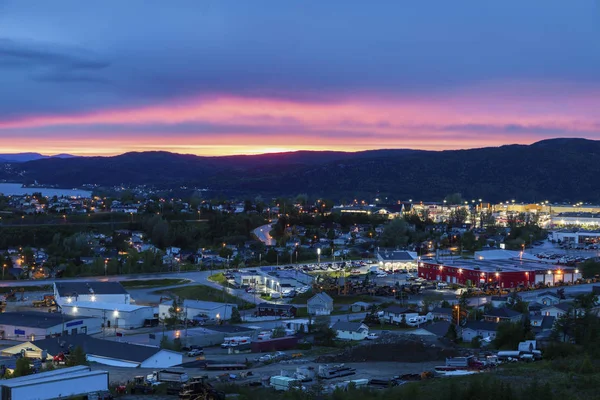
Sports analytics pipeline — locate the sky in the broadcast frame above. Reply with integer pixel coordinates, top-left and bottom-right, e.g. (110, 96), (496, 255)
(1, 0), (600, 156)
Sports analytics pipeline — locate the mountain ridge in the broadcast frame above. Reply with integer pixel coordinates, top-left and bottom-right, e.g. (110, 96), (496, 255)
(0, 138), (597, 202)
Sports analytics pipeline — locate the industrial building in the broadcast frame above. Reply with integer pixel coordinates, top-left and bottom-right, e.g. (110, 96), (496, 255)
(376, 250), (418, 270)
(53, 281), (131, 306)
(235, 267), (314, 294)
(0, 366), (109, 400)
(549, 229), (600, 244)
(0, 311), (102, 341)
(60, 302), (155, 329)
(158, 299), (237, 321)
(3, 335), (182, 368)
(418, 256), (580, 288)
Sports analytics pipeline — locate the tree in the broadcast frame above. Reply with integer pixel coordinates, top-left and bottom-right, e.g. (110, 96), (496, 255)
(67, 346), (88, 366)
(230, 307), (242, 323)
(494, 322), (527, 350)
(422, 293), (443, 314)
(163, 299), (184, 328)
(579, 259), (600, 279)
(13, 357), (32, 377)
(445, 324), (458, 343)
(471, 336), (481, 349)
(272, 326), (285, 338)
(380, 218), (409, 248)
(449, 208), (469, 227)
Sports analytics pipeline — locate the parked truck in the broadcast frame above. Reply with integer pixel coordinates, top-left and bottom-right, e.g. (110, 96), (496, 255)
(146, 370), (189, 395)
(317, 364), (356, 379)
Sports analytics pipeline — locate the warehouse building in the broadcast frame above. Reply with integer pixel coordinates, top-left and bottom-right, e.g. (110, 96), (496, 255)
(3, 335), (182, 368)
(60, 302), (155, 329)
(418, 257), (580, 288)
(0, 311), (102, 341)
(53, 281), (131, 306)
(158, 299), (236, 321)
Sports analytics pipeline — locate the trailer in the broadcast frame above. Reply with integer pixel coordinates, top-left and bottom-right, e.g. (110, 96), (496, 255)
(0, 366), (108, 400)
(445, 356), (483, 369)
(270, 376), (301, 391)
(204, 363), (247, 371)
(317, 364), (356, 379)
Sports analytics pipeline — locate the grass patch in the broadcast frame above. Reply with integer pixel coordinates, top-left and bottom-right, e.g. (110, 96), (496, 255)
(0, 285), (52, 294)
(155, 285), (255, 310)
(121, 279), (190, 288)
(207, 273), (228, 286)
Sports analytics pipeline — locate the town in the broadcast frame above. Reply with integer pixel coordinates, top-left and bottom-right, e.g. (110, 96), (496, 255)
(0, 188), (598, 399)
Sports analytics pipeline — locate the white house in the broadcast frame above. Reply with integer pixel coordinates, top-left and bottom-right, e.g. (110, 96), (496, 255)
(461, 321), (499, 342)
(536, 291), (562, 307)
(331, 321), (369, 341)
(53, 282), (131, 306)
(307, 293), (334, 316)
(541, 303), (573, 318)
(382, 306), (420, 325)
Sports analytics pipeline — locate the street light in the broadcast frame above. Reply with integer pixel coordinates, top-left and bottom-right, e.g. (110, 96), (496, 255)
(317, 248), (321, 269)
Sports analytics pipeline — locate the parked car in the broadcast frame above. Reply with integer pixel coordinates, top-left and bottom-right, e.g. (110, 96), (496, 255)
(366, 333), (379, 340)
(259, 354), (273, 362)
(187, 349), (204, 357)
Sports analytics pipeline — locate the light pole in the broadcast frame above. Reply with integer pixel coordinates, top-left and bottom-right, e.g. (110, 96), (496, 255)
(317, 248), (321, 269)
(455, 304), (460, 329)
(104, 259), (108, 276)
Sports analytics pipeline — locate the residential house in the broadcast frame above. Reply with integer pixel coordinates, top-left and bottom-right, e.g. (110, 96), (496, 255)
(415, 321), (451, 337)
(483, 307), (522, 323)
(461, 321), (499, 342)
(536, 291), (562, 307)
(541, 303), (573, 318)
(530, 315), (556, 335)
(382, 306), (419, 325)
(332, 321), (369, 341)
(431, 307), (453, 322)
(307, 293), (334, 316)
(350, 301), (371, 312)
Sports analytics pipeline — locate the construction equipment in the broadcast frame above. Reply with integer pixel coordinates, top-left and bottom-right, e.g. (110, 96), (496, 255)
(179, 376), (225, 400)
(130, 375), (155, 394)
(53, 352), (68, 365)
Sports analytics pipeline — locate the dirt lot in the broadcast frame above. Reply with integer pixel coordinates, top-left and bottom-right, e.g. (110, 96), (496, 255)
(316, 335), (457, 363)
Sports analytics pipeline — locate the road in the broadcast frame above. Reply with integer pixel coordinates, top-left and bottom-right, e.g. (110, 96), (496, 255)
(252, 222), (276, 246)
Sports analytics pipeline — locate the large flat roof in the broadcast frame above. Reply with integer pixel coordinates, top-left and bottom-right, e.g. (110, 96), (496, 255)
(0, 312), (94, 329)
(422, 258), (575, 273)
(61, 301), (152, 312)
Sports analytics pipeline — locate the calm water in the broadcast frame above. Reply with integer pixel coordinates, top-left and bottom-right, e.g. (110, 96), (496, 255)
(0, 183), (92, 198)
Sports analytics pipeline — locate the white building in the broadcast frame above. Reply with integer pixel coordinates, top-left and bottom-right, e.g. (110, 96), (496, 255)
(158, 299), (237, 321)
(0, 312), (102, 341)
(61, 302), (155, 330)
(4, 336), (182, 368)
(331, 321), (369, 341)
(53, 282), (131, 306)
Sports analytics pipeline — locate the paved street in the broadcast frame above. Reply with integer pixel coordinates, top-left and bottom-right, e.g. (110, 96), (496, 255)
(252, 222), (276, 246)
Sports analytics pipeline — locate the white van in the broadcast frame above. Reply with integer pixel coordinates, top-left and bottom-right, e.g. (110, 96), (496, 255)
(221, 336), (252, 348)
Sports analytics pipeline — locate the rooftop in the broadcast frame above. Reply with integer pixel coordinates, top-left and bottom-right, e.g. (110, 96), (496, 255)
(377, 251), (417, 262)
(423, 257), (574, 274)
(484, 307), (522, 318)
(463, 321), (499, 332)
(0, 312), (93, 329)
(423, 321), (451, 336)
(31, 334), (169, 363)
(61, 301), (151, 312)
(331, 321), (367, 332)
(54, 281), (128, 297)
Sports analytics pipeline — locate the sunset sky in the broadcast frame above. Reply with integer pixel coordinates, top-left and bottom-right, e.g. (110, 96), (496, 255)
(1, 1), (599, 156)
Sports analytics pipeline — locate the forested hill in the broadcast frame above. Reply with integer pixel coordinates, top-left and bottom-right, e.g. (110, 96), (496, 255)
(0, 138), (598, 202)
